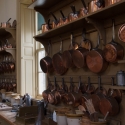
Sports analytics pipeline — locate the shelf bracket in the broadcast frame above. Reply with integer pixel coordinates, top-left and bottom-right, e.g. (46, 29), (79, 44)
(85, 17), (106, 45)
(34, 37), (48, 51)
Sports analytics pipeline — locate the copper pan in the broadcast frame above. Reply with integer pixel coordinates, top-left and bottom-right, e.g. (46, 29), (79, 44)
(107, 77), (122, 104)
(86, 34), (108, 73)
(51, 12), (60, 28)
(68, 5), (79, 22)
(86, 77), (95, 94)
(95, 76), (107, 96)
(80, 77), (95, 110)
(48, 77), (61, 105)
(42, 77), (54, 102)
(62, 33), (79, 69)
(99, 95), (119, 116)
(103, 19), (124, 63)
(78, 0), (88, 18)
(67, 77), (82, 107)
(118, 23), (125, 42)
(72, 30), (90, 68)
(78, 76), (86, 94)
(91, 76), (106, 112)
(57, 77), (68, 99)
(40, 42), (53, 74)
(52, 38), (67, 75)
(60, 10), (69, 25)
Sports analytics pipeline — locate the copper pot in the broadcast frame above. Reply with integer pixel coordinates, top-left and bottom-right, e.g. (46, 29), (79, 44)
(60, 10), (69, 25)
(78, 0), (88, 18)
(103, 19), (124, 63)
(40, 42), (54, 74)
(41, 19), (52, 33)
(68, 5), (79, 22)
(108, 0), (121, 6)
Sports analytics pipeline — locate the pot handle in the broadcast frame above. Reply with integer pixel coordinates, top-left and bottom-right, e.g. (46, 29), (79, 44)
(82, 28), (86, 41)
(70, 33), (74, 49)
(47, 19), (51, 29)
(112, 19), (115, 41)
(62, 77), (65, 91)
(81, 0), (88, 14)
(98, 76), (101, 91)
(78, 76), (82, 92)
(60, 10), (65, 19)
(70, 5), (76, 14)
(51, 12), (58, 21)
(87, 77), (91, 90)
(111, 77), (115, 86)
(6, 18), (11, 23)
(59, 37), (63, 53)
(93, 33), (100, 50)
(70, 77), (74, 92)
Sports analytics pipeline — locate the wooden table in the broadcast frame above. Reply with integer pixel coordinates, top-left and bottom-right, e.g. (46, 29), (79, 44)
(0, 110), (35, 125)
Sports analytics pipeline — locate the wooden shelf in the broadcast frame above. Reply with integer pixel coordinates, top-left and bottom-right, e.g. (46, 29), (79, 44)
(118, 60), (125, 63)
(33, 0), (125, 45)
(110, 85), (125, 90)
(0, 28), (16, 41)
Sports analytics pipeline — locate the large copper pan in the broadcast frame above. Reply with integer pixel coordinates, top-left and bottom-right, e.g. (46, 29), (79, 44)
(103, 19), (124, 63)
(86, 34), (108, 73)
(52, 38), (67, 75)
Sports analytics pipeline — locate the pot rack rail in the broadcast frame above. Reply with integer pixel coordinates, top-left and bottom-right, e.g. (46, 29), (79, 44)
(47, 75), (125, 90)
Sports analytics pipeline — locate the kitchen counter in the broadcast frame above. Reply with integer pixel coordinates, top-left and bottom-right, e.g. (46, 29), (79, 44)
(0, 110), (35, 125)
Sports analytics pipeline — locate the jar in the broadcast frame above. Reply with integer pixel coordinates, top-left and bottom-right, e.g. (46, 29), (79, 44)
(90, 121), (107, 125)
(116, 70), (125, 86)
(56, 113), (67, 125)
(66, 113), (83, 125)
(80, 116), (90, 125)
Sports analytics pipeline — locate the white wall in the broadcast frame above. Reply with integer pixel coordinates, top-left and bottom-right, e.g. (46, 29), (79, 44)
(0, 0), (17, 24)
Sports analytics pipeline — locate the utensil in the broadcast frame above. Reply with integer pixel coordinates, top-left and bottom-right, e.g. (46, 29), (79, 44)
(103, 19), (124, 63)
(108, 77), (122, 104)
(40, 42), (53, 74)
(86, 33), (108, 73)
(62, 33), (78, 68)
(52, 37), (67, 75)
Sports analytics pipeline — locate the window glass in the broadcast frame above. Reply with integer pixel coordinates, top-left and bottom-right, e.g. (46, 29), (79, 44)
(37, 13), (45, 31)
(37, 49), (46, 95)
(38, 49), (45, 72)
(38, 73), (46, 94)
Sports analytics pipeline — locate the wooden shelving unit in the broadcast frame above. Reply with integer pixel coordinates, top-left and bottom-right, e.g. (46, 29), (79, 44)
(30, 0), (125, 46)
(0, 28), (16, 41)
(28, 0), (125, 124)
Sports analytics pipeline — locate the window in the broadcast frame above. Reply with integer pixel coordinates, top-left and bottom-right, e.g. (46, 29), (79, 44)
(35, 12), (46, 96)
(37, 47), (46, 95)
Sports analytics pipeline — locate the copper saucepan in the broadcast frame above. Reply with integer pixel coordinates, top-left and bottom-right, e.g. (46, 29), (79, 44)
(48, 77), (61, 105)
(40, 42), (53, 74)
(52, 38), (67, 75)
(103, 19), (124, 63)
(107, 77), (122, 104)
(78, 0), (88, 18)
(62, 33), (79, 69)
(86, 34), (108, 73)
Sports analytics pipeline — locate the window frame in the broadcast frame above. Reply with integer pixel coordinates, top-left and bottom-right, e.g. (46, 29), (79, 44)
(35, 12), (46, 98)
